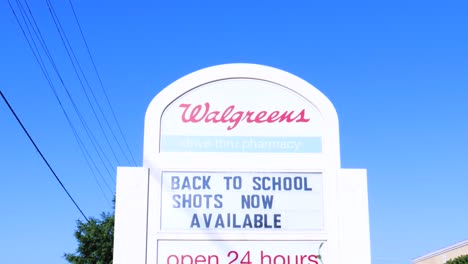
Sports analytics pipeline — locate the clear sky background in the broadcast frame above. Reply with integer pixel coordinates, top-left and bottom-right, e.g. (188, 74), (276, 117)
(1, 1), (467, 263)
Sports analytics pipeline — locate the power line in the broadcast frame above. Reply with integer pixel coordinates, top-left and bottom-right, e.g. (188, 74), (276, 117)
(46, 0), (124, 169)
(20, 0), (117, 179)
(8, 0), (115, 200)
(9, 0), (135, 205)
(1, 90), (89, 222)
(66, 0), (137, 166)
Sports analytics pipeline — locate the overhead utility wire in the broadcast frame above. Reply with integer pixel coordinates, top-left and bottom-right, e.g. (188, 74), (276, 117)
(74, 132), (114, 206)
(19, 0), (116, 193)
(47, 0), (123, 169)
(66, 0), (137, 166)
(18, 0), (117, 184)
(46, 0), (122, 177)
(8, 0), (115, 200)
(1, 90), (89, 222)
(10, 0), (114, 202)
(23, 0), (116, 191)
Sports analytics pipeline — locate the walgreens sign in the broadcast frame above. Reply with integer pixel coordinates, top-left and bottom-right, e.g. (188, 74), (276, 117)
(179, 102), (311, 131)
(160, 78), (322, 153)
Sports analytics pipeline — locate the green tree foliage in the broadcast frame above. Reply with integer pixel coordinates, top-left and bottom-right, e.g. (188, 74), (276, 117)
(445, 255), (468, 264)
(64, 212), (114, 264)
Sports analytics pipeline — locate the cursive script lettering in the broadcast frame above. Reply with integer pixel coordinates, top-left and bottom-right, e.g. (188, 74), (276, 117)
(179, 103), (310, 130)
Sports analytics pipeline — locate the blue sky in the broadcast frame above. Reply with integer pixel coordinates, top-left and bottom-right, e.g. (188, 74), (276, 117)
(1, 0), (467, 263)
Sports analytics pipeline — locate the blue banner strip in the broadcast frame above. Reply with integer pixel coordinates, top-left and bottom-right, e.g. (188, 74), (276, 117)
(160, 136), (322, 153)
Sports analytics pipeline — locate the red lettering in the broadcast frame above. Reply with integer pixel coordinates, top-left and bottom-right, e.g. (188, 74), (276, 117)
(167, 255), (179, 264)
(274, 255), (285, 264)
(228, 111), (243, 130)
(205, 111), (221, 123)
(254, 111), (268, 123)
(260, 252), (319, 264)
(296, 109), (310, 123)
(221, 105), (235, 123)
(179, 103), (209, 122)
(167, 254), (219, 264)
(194, 255), (206, 264)
(307, 255), (319, 264)
(228, 251), (239, 264)
(267, 111), (280, 122)
(179, 104), (191, 122)
(278, 111), (296, 122)
(191, 103), (209, 122)
(276, 110), (310, 123)
(261, 251), (272, 264)
(178, 103), (310, 130)
(244, 111), (255, 123)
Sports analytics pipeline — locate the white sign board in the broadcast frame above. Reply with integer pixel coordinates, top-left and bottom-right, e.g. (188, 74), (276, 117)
(160, 172), (324, 231)
(113, 64), (371, 264)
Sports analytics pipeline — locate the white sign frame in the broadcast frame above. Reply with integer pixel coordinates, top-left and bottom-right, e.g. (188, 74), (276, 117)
(143, 64), (340, 264)
(114, 64), (371, 264)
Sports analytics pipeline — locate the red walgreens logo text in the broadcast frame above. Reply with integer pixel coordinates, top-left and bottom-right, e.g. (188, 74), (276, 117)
(179, 102), (310, 130)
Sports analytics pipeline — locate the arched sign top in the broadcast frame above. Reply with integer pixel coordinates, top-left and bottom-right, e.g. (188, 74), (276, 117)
(144, 64), (340, 165)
